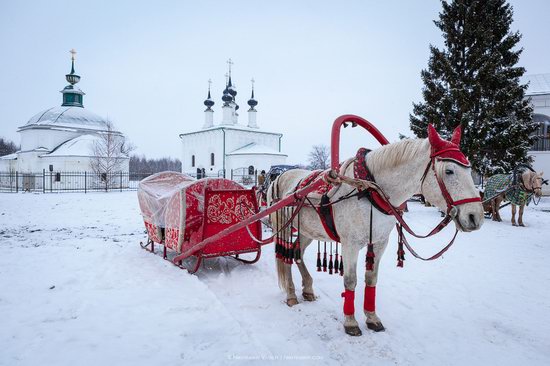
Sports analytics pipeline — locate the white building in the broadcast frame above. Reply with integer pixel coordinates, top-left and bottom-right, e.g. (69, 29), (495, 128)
(524, 73), (550, 194)
(179, 64), (286, 179)
(0, 51), (129, 176)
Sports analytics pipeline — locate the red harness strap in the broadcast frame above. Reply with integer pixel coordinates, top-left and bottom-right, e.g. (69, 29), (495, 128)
(355, 148), (407, 215)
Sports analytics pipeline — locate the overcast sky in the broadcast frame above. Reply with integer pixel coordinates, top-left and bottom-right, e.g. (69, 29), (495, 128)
(1, 0), (548, 163)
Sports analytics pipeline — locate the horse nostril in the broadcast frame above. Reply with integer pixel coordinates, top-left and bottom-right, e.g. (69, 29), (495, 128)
(469, 214), (477, 227)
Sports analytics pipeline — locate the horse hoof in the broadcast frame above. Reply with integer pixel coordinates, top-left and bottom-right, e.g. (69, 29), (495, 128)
(344, 326), (362, 336)
(302, 292), (316, 301)
(512, 223), (517, 226)
(519, 223), (525, 227)
(367, 322), (385, 332)
(286, 298), (298, 307)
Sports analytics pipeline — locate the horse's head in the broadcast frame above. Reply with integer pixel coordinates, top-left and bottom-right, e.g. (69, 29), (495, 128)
(421, 124), (484, 232)
(522, 170), (545, 198)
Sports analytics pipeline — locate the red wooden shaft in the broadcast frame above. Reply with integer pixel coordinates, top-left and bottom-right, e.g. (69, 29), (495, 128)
(330, 114), (389, 171)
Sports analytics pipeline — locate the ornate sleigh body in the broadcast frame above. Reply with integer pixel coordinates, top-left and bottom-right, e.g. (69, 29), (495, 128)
(138, 172), (262, 273)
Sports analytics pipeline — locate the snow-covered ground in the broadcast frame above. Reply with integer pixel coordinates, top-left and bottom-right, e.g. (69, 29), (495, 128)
(1, 192), (549, 365)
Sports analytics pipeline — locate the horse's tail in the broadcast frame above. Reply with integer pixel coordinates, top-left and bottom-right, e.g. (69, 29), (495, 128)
(266, 175), (291, 290)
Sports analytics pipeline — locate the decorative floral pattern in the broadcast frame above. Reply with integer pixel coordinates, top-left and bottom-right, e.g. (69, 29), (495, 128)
(207, 193), (255, 224)
(144, 221), (163, 243)
(165, 227), (179, 251)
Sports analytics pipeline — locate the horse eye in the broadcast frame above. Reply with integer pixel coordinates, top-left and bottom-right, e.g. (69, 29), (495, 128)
(445, 169), (454, 175)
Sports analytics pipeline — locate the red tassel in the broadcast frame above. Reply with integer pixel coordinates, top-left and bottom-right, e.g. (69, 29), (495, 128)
(339, 255), (344, 276)
(366, 243), (375, 271)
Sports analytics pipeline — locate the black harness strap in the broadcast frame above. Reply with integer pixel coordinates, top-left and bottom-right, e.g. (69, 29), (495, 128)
(319, 194), (340, 242)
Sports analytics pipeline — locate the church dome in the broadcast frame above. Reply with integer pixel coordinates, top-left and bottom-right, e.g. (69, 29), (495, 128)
(20, 106), (111, 132)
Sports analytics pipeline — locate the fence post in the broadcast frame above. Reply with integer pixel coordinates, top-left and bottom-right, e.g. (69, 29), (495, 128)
(84, 171), (87, 194)
(43, 169), (45, 193)
(230, 169), (233, 181)
(50, 171), (53, 193)
(120, 171), (123, 192)
(15, 171), (18, 193)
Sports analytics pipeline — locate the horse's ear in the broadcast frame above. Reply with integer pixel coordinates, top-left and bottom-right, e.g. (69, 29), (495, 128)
(427, 124), (443, 146)
(539, 171), (544, 177)
(451, 125), (462, 145)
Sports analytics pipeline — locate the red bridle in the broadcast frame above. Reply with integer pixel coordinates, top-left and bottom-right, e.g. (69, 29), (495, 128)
(422, 149), (481, 215)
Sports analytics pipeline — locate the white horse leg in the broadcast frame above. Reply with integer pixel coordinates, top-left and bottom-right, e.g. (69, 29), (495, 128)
(518, 204), (525, 227)
(341, 242), (362, 336)
(295, 238), (315, 301)
(364, 237), (390, 332)
(276, 259), (298, 306)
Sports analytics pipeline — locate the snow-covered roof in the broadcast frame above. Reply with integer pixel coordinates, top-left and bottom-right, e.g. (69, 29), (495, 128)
(0, 153), (17, 160)
(45, 134), (100, 157)
(180, 124), (282, 137)
(19, 106), (111, 132)
(524, 73), (550, 96)
(227, 142), (287, 156)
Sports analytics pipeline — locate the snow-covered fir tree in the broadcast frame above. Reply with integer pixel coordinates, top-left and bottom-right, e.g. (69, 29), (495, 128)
(410, 0), (536, 175)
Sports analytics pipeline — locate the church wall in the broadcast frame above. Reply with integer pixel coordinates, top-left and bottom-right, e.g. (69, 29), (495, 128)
(225, 130), (280, 153)
(0, 159), (16, 172)
(529, 94), (550, 116)
(527, 92), (550, 195)
(181, 129), (224, 176)
(180, 127), (284, 178)
(20, 128), (81, 152)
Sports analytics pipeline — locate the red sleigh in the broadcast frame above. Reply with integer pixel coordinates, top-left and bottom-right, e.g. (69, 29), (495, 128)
(138, 172), (262, 273)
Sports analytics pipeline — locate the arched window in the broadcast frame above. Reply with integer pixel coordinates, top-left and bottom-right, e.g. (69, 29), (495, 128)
(191, 155), (195, 167)
(210, 153), (215, 166)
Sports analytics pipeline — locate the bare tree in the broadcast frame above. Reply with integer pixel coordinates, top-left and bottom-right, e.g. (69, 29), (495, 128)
(90, 121), (133, 190)
(307, 144), (330, 170)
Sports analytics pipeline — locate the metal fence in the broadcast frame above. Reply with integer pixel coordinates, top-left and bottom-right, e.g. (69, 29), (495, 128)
(0, 169), (261, 193)
(0, 171), (153, 193)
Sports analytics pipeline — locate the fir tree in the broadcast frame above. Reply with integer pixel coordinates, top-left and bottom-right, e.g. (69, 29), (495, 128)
(410, 0), (536, 175)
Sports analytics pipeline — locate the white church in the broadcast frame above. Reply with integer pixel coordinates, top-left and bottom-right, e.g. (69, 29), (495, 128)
(0, 51), (129, 175)
(179, 61), (287, 178)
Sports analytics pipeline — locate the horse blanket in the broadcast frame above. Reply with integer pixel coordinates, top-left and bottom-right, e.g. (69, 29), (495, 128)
(484, 174), (532, 206)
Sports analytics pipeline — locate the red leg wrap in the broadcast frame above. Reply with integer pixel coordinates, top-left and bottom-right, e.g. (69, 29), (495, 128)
(364, 285), (376, 312)
(341, 289), (355, 316)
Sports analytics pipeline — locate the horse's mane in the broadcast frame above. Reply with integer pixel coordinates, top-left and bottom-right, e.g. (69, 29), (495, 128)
(366, 138), (429, 174)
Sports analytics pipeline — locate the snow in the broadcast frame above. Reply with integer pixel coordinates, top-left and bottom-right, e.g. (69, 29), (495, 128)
(228, 142), (287, 156)
(523, 73), (550, 96)
(20, 106), (112, 132)
(0, 153), (17, 160)
(182, 124), (282, 136)
(45, 134), (101, 157)
(1, 192), (549, 365)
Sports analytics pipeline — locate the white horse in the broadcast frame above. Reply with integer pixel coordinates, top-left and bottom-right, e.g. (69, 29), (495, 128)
(267, 125), (484, 336)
